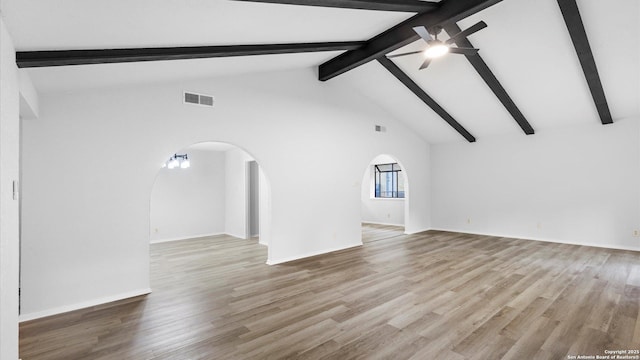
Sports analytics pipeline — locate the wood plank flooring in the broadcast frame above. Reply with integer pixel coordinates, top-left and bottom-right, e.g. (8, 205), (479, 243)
(20, 224), (640, 359)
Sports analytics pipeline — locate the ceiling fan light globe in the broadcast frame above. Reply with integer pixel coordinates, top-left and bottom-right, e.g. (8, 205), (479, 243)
(424, 44), (449, 59)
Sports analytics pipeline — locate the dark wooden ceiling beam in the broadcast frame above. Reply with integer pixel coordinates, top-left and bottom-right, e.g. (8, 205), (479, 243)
(233, 0), (439, 13)
(377, 56), (476, 142)
(557, 0), (612, 125)
(319, 0), (502, 81)
(442, 23), (534, 135)
(16, 42), (365, 68)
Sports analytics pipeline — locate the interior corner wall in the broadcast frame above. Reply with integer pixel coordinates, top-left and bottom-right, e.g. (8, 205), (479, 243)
(20, 68), (431, 318)
(258, 168), (270, 246)
(0, 16), (21, 360)
(431, 118), (640, 251)
(150, 149), (226, 242)
(18, 69), (39, 120)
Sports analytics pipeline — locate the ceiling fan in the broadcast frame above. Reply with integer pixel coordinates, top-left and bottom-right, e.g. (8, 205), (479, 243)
(387, 21), (487, 70)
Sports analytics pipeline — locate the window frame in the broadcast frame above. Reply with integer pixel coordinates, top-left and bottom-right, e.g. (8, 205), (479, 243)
(373, 162), (405, 199)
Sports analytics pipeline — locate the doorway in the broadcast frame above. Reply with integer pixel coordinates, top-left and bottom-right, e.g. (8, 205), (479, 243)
(149, 142), (270, 247)
(361, 154), (409, 240)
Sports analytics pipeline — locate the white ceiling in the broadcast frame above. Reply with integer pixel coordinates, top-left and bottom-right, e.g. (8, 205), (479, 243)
(2, 0), (411, 49)
(344, 0), (640, 143)
(3, 0), (639, 143)
(2, 0), (410, 92)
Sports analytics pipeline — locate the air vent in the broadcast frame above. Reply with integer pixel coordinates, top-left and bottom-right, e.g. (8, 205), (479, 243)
(375, 125), (386, 132)
(183, 91), (215, 107)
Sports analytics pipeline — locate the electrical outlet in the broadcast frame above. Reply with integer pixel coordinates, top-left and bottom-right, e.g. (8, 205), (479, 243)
(387, 213), (391, 219)
(154, 228), (159, 233)
(633, 230), (640, 237)
(467, 218), (471, 224)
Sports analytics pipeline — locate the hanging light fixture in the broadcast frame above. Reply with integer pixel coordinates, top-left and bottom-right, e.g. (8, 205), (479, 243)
(180, 156), (190, 169)
(167, 157), (180, 169)
(163, 154), (190, 169)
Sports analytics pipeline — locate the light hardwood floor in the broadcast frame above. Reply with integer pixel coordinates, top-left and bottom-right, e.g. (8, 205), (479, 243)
(20, 224), (640, 359)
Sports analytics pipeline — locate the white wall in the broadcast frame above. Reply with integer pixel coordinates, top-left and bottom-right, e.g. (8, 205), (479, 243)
(361, 154), (405, 226)
(19, 69), (39, 120)
(150, 149), (226, 242)
(0, 15), (21, 360)
(20, 68), (432, 319)
(259, 168), (270, 246)
(431, 119), (640, 251)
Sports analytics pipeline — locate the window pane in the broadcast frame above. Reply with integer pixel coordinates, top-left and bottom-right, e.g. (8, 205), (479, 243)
(374, 162), (404, 198)
(379, 172), (393, 197)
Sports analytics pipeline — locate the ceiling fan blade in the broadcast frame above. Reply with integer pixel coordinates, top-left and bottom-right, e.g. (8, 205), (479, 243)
(445, 21), (487, 45)
(448, 47), (480, 55)
(387, 50), (423, 59)
(419, 58), (432, 70)
(412, 26), (433, 42)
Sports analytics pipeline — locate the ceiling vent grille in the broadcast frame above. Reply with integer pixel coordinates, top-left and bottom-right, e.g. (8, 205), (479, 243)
(184, 91), (215, 107)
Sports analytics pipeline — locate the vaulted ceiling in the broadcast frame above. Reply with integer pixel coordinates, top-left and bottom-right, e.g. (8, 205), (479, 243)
(3, 0), (638, 143)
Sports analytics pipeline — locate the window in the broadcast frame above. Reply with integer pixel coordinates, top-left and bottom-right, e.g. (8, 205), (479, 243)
(374, 163), (405, 198)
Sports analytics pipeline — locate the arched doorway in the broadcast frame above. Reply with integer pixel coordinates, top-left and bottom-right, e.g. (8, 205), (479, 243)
(361, 154), (409, 241)
(149, 141), (271, 257)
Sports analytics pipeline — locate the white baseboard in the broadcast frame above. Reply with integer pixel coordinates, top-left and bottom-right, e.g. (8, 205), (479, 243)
(150, 232), (225, 244)
(429, 227), (640, 252)
(266, 242), (363, 265)
(19, 288), (152, 322)
(404, 227), (431, 235)
(361, 222), (431, 236)
(362, 221), (404, 227)
(225, 231), (247, 240)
